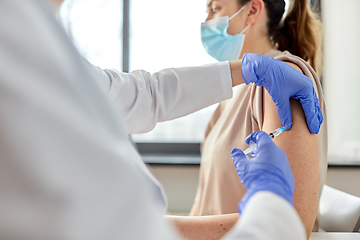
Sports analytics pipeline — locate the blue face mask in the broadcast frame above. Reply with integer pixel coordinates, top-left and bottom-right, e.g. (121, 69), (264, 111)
(201, 5), (250, 61)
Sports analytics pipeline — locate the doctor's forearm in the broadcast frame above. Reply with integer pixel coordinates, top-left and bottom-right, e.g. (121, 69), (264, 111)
(165, 213), (239, 240)
(229, 60), (245, 87)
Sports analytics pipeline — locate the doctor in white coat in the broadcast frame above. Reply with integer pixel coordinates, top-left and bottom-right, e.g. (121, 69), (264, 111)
(0, 0), (321, 239)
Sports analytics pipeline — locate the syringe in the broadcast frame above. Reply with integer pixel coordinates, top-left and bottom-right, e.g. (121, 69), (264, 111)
(243, 123), (292, 155)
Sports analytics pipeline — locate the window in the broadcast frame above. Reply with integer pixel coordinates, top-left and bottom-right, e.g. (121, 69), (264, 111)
(60, 0), (217, 146)
(59, 0), (122, 70)
(59, 0), (360, 166)
(128, 0), (218, 143)
(322, 0), (360, 166)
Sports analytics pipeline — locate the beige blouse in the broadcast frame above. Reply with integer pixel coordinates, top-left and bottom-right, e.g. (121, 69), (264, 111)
(194, 50), (328, 225)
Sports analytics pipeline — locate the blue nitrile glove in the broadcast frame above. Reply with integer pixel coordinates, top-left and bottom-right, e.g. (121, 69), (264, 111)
(241, 53), (323, 134)
(231, 131), (295, 214)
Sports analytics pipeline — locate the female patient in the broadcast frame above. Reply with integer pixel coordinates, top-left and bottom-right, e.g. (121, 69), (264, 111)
(190, 0), (327, 236)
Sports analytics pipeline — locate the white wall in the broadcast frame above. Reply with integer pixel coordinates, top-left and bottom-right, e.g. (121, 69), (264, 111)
(326, 168), (360, 197)
(147, 165), (199, 214)
(322, 0), (360, 164)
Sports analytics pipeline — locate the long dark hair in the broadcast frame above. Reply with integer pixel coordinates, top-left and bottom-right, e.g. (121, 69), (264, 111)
(239, 0), (323, 76)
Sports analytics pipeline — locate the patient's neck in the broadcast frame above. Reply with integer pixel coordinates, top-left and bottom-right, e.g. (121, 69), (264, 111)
(240, 31), (276, 58)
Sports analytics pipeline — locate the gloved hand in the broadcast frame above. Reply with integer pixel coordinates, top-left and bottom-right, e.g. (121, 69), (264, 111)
(231, 131), (295, 213)
(241, 53), (323, 134)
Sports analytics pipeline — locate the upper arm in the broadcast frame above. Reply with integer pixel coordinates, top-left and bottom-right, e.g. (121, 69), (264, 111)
(262, 62), (319, 237)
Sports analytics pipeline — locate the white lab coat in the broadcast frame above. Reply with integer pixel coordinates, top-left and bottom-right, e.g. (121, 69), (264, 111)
(0, 0), (306, 239)
(83, 59), (232, 134)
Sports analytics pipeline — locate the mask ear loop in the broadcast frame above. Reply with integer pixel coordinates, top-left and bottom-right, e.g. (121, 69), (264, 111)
(229, 4), (251, 34)
(229, 4), (247, 21)
(240, 24), (251, 34)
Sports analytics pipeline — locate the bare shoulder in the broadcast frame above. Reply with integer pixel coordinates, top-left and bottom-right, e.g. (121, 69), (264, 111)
(262, 61), (319, 236)
(284, 62), (303, 73)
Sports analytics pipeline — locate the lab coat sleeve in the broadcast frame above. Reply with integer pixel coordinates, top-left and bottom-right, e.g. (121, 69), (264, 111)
(84, 59), (233, 134)
(223, 192), (307, 240)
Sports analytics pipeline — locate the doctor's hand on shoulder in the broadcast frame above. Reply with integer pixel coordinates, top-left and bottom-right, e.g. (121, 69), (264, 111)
(240, 53), (323, 134)
(231, 131), (295, 213)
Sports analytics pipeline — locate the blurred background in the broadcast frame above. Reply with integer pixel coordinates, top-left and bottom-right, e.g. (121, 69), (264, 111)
(59, 0), (360, 214)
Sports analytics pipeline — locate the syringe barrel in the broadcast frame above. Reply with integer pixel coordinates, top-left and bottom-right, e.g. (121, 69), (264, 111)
(243, 142), (257, 155)
(243, 126), (286, 155)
